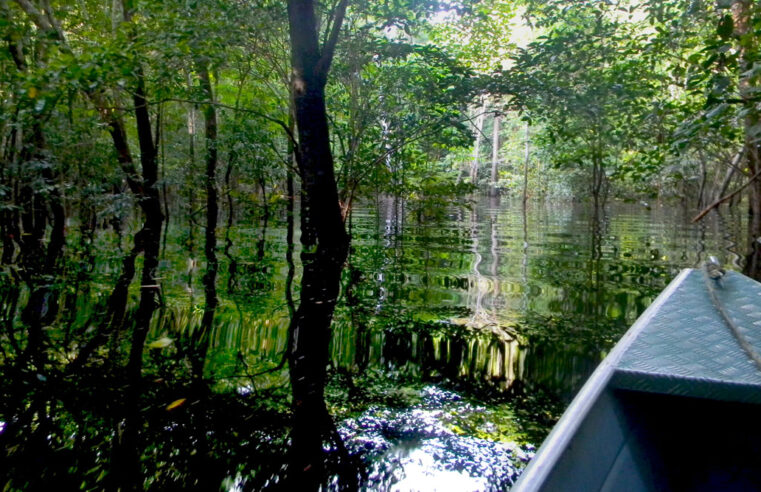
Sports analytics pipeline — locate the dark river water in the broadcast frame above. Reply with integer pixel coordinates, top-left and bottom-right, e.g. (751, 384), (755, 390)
(202, 197), (745, 489)
(0, 195), (751, 490)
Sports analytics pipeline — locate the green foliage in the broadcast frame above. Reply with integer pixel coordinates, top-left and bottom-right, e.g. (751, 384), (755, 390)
(329, 31), (477, 203)
(4, 0), (761, 487)
(506, 2), (669, 200)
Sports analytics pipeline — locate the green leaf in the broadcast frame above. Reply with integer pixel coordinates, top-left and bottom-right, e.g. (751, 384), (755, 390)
(166, 398), (186, 411)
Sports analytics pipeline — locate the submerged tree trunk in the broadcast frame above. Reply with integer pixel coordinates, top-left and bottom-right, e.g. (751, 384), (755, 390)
(286, 0), (351, 487)
(17, 123), (65, 371)
(285, 115), (297, 319)
(490, 114), (500, 197)
(590, 126), (607, 213)
(1, 28), (65, 369)
(192, 65), (218, 380)
(113, 68), (164, 490)
(257, 177), (269, 261)
(224, 134), (238, 294)
(523, 123), (530, 206)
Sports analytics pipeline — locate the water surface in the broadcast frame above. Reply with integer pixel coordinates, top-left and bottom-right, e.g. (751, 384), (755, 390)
(0, 195), (747, 490)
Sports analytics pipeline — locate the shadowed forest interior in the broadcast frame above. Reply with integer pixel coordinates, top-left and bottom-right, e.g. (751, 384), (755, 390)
(2, 0), (761, 490)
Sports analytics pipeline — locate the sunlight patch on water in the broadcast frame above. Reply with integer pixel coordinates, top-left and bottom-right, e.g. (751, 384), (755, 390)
(337, 386), (532, 490)
(222, 474), (244, 492)
(236, 384), (254, 396)
(390, 447), (488, 491)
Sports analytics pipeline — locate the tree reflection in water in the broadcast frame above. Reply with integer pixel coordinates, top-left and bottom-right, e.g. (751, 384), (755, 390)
(0, 199), (753, 489)
(744, 237), (761, 281)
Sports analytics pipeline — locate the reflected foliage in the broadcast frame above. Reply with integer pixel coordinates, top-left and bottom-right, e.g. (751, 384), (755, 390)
(0, 197), (750, 489)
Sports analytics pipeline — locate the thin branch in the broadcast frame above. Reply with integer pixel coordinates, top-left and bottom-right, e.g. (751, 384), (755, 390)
(321, 0), (340, 50)
(12, 0), (54, 33)
(316, 0), (349, 77)
(692, 167), (761, 222)
(12, 0), (65, 41)
(462, 108), (499, 140)
(40, 0), (63, 39)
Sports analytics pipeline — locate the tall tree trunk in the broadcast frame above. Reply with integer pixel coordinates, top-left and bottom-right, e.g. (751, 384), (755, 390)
(490, 114), (500, 197)
(223, 144), (238, 294)
(257, 177), (269, 261)
(187, 96), (197, 268)
(286, 0), (350, 487)
(285, 114), (296, 319)
(192, 65), (218, 381)
(732, 0), (761, 276)
(469, 98), (487, 186)
(114, 67), (164, 491)
(522, 123), (530, 206)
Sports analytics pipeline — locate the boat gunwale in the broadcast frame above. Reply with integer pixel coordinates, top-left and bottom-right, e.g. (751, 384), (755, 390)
(512, 268), (693, 492)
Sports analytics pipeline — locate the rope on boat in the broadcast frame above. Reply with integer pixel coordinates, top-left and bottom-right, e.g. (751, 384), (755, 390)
(703, 257), (761, 372)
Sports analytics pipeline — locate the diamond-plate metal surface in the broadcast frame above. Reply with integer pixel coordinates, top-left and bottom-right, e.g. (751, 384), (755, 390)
(713, 271), (761, 361)
(612, 269), (761, 403)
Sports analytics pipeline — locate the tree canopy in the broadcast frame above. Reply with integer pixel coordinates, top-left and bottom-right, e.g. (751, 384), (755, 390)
(3, 0), (761, 488)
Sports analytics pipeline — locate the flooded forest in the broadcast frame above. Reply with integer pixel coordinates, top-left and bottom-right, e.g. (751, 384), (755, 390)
(3, 0), (761, 490)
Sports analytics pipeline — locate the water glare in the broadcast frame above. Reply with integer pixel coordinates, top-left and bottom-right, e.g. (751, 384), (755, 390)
(337, 386), (532, 490)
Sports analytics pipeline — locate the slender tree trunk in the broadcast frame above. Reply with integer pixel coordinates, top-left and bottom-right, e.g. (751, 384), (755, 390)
(731, 0), (761, 277)
(125, 74), (163, 383)
(0, 117), (16, 264)
(285, 113), (296, 320)
(114, 67), (164, 491)
(187, 98), (197, 265)
(285, 167), (296, 319)
(522, 123), (530, 206)
(223, 126), (238, 294)
(192, 66), (218, 381)
(470, 98), (487, 186)
(257, 177), (269, 261)
(490, 114), (500, 197)
(697, 150), (708, 209)
(159, 104), (170, 256)
(592, 156), (601, 212)
(286, 0), (350, 487)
